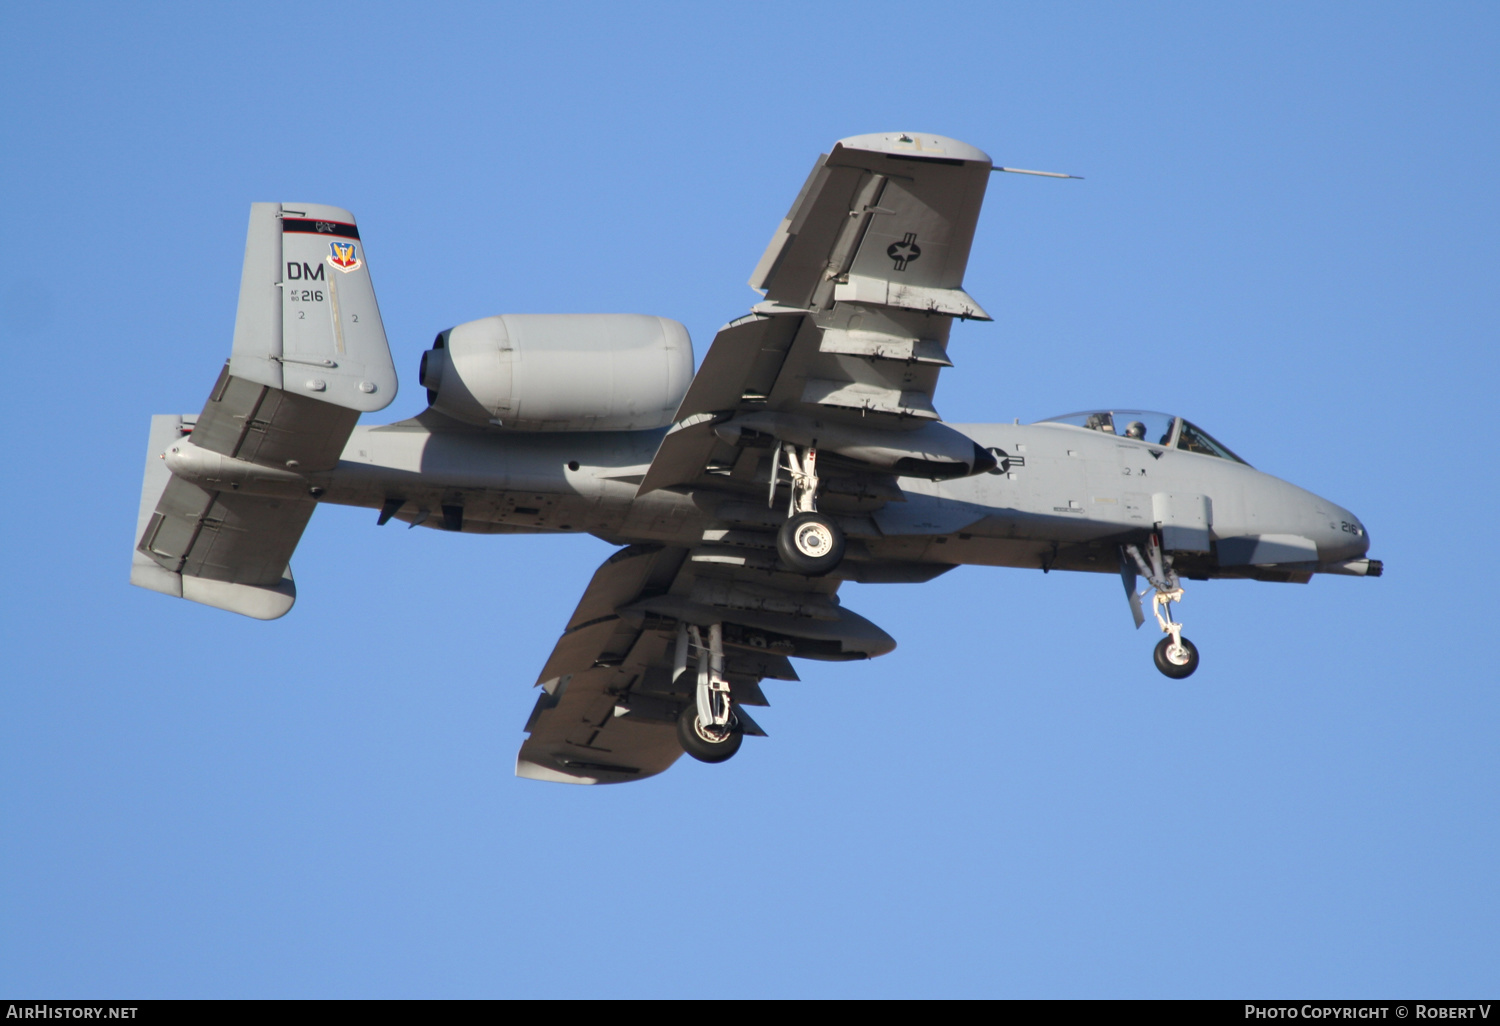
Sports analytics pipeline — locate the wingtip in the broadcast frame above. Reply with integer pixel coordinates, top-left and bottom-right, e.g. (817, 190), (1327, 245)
(515, 757), (599, 785)
(835, 132), (992, 166)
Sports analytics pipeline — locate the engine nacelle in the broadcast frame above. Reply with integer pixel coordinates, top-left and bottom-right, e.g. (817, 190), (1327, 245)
(418, 313), (693, 431)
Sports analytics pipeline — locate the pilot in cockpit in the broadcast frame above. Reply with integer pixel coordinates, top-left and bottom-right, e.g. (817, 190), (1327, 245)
(1124, 420), (1147, 440)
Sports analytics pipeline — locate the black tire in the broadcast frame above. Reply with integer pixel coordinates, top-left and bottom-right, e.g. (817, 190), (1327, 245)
(677, 703), (744, 764)
(776, 512), (846, 575)
(1153, 636), (1200, 679)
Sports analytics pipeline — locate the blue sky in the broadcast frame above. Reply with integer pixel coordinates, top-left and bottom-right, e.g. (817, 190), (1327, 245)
(2, 1), (1496, 997)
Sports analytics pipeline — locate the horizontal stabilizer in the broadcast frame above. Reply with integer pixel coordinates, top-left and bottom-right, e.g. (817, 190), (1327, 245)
(131, 414), (300, 619)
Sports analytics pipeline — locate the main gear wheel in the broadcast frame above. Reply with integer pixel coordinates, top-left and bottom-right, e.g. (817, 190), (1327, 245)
(777, 511), (845, 575)
(677, 703), (744, 763)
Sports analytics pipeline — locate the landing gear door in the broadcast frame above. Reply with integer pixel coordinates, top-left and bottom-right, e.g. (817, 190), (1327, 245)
(1152, 492), (1212, 552)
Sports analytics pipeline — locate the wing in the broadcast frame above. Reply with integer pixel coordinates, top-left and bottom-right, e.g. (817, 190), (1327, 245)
(516, 545), (695, 785)
(638, 132), (995, 499)
(516, 542), (902, 784)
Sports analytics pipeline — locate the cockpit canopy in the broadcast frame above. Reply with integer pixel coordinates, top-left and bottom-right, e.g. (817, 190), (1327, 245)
(1038, 410), (1250, 465)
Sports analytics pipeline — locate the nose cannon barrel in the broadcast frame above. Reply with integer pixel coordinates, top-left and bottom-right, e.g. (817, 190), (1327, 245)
(1320, 557), (1383, 577)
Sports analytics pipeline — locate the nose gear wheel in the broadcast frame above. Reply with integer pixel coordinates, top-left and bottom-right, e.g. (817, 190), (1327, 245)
(1153, 636), (1200, 679)
(1125, 535), (1201, 679)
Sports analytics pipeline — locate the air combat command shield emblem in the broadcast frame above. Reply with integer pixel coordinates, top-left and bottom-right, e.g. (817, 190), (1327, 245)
(328, 241), (361, 272)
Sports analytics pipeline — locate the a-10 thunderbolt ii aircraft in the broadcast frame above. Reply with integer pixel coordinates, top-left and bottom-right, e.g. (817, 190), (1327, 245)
(131, 132), (1381, 784)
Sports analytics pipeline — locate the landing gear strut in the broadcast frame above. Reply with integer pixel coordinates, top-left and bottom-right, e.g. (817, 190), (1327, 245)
(769, 441), (845, 575)
(674, 623), (743, 763)
(1125, 535), (1200, 679)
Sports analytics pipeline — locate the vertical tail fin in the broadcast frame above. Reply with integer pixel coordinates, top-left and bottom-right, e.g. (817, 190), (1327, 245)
(230, 202), (397, 409)
(130, 203), (396, 618)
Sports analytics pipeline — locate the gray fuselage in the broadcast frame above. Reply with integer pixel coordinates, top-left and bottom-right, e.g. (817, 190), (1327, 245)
(312, 415), (1370, 582)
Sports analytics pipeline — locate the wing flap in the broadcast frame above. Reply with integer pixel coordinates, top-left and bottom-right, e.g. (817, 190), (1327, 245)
(562, 543), (685, 629)
(753, 163), (866, 306)
(517, 668), (684, 785)
(635, 418), (723, 497)
(748, 155), (831, 292)
(818, 329), (952, 366)
(671, 314), (788, 417)
(535, 617), (636, 685)
(637, 313), (802, 496)
(519, 546), (692, 784)
(833, 276), (991, 321)
(800, 377), (941, 419)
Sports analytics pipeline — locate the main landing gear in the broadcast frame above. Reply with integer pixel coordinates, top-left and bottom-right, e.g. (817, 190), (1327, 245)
(768, 441), (845, 575)
(1125, 535), (1200, 679)
(674, 623), (743, 763)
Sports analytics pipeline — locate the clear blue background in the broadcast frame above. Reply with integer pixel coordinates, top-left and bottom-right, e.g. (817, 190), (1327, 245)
(2, 1), (1495, 998)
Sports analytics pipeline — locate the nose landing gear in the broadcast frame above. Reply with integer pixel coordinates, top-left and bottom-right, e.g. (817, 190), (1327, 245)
(1124, 536), (1200, 679)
